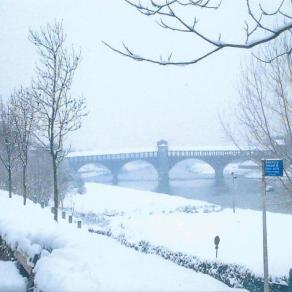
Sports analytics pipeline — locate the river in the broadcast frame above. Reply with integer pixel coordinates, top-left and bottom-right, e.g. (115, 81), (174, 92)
(79, 160), (292, 214)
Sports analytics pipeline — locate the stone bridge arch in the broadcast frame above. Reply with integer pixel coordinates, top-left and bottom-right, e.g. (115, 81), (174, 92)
(168, 156), (236, 180)
(66, 157), (159, 185)
(168, 158), (215, 179)
(109, 158), (159, 185)
(118, 159), (159, 181)
(75, 162), (113, 182)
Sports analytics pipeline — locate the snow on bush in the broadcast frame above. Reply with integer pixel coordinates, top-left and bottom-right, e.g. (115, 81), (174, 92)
(0, 261), (27, 292)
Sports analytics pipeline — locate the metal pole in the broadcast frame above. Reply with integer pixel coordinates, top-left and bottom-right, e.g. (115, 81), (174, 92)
(232, 172), (236, 213)
(288, 269), (292, 292)
(262, 160), (269, 292)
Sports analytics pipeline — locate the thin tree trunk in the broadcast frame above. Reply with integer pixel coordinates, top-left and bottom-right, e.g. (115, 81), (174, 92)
(8, 167), (12, 199)
(22, 166), (27, 205)
(52, 153), (59, 222)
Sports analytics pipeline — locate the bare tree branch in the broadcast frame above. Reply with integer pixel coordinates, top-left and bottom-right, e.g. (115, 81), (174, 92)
(104, 0), (292, 65)
(227, 33), (292, 189)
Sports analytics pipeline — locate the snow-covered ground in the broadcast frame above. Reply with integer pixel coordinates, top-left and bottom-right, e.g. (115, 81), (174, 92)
(64, 183), (292, 278)
(0, 190), (244, 292)
(65, 182), (219, 216)
(0, 261), (26, 292)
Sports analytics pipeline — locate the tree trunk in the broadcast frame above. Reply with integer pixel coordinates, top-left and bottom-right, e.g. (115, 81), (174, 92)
(8, 167), (12, 199)
(52, 153), (59, 222)
(22, 166), (27, 205)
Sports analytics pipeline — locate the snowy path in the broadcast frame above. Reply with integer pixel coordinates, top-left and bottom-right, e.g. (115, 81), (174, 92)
(0, 190), (244, 291)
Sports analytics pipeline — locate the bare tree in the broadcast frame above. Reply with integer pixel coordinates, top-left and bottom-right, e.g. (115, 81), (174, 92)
(10, 88), (35, 205)
(26, 147), (71, 205)
(234, 33), (292, 189)
(104, 0), (292, 65)
(0, 98), (18, 198)
(29, 21), (87, 221)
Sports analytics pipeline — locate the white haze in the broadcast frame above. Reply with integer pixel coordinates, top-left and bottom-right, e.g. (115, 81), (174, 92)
(0, 0), (263, 151)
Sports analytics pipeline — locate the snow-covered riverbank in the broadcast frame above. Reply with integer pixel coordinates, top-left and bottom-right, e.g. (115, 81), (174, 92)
(0, 189), (245, 291)
(64, 183), (292, 278)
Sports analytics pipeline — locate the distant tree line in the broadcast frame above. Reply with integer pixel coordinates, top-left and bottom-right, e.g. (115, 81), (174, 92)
(0, 21), (87, 221)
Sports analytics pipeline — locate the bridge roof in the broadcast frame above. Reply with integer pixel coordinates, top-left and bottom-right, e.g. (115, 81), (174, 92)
(66, 145), (256, 158)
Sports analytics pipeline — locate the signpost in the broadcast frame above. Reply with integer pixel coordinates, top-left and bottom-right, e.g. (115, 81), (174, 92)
(263, 159), (283, 177)
(214, 235), (220, 258)
(231, 172), (237, 213)
(262, 159), (283, 292)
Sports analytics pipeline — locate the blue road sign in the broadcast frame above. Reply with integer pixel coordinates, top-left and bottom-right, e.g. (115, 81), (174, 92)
(263, 159), (283, 177)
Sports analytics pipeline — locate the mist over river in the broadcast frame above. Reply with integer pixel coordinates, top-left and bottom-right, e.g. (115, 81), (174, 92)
(79, 160), (292, 214)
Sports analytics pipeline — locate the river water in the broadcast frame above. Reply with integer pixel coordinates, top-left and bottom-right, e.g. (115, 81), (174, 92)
(80, 161), (292, 214)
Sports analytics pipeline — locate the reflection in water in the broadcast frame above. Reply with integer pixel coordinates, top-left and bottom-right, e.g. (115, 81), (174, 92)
(81, 162), (292, 214)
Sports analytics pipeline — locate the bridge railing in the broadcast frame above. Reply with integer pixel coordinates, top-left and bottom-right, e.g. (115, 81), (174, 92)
(168, 150), (243, 157)
(67, 151), (158, 162)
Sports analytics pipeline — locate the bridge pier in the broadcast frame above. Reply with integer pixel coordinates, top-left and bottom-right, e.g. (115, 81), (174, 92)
(157, 140), (170, 192)
(214, 167), (224, 181)
(108, 164), (121, 186)
(112, 173), (118, 185)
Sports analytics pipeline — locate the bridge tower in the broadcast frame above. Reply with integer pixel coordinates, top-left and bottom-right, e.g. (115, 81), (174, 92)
(157, 140), (169, 192)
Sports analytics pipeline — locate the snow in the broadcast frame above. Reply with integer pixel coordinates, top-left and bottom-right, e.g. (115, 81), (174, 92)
(109, 209), (292, 276)
(65, 183), (292, 278)
(0, 261), (27, 292)
(0, 190), (242, 292)
(64, 183), (220, 216)
(35, 239), (239, 292)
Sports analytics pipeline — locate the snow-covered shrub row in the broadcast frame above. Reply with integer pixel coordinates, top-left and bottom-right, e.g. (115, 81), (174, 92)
(89, 229), (288, 292)
(175, 204), (221, 214)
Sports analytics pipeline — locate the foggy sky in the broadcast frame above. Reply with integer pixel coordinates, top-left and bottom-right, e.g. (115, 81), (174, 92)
(0, 0), (255, 151)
